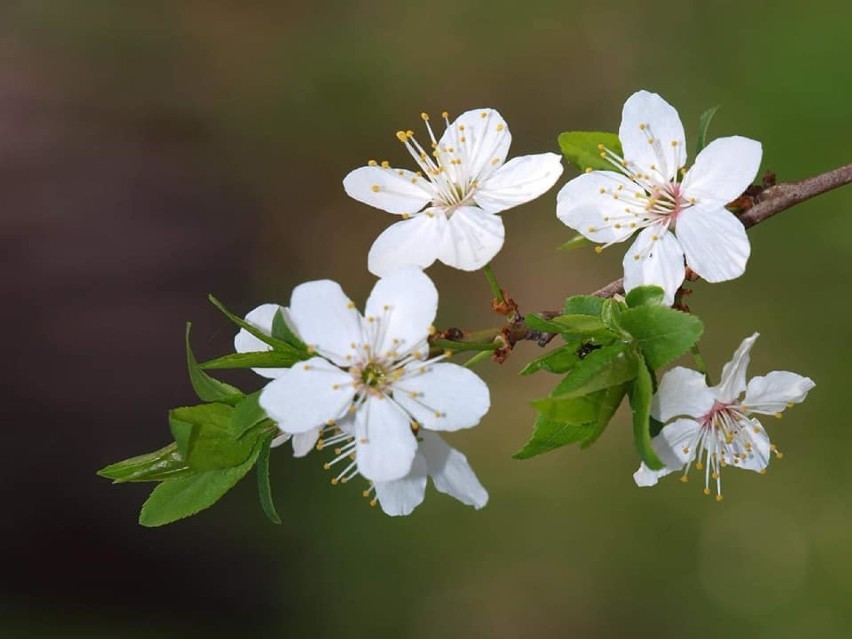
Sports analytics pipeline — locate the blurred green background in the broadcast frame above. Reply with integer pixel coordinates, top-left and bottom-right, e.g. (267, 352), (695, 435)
(2, 1), (851, 637)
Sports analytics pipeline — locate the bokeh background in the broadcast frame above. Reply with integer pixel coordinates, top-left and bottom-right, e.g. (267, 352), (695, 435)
(3, 1), (851, 637)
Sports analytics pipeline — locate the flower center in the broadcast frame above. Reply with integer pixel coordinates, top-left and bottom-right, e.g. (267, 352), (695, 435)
(360, 362), (388, 389)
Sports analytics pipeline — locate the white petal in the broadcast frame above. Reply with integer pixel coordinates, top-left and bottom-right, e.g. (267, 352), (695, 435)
(288, 280), (363, 366)
(743, 371), (815, 415)
(633, 462), (675, 487)
(656, 417), (702, 467)
(355, 394), (418, 482)
(271, 432), (291, 448)
(619, 90), (686, 182)
(437, 206), (505, 271)
(652, 367), (715, 422)
(393, 362), (490, 432)
(675, 204), (750, 283)
(732, 417), (772, 473)
(234, 303), (291, 379)
(373, 452), (428, 517)
(291, 428), (321, 458)
(259, 358), (355, 433)
(420, 432), (488, 509)
(622, 226), (685, 306)
(474, 153), (563, 214)
(367, 212), (446, 277)
(556, 171), (642, 244)
(713, 333), (758, 403)
(439, 108), (512, 183)
(682, 136), (762, 205)
(364, 266), (438, 359)
(343, 165), (433, 215)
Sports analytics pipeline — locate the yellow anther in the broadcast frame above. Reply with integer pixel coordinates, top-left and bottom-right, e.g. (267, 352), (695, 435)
(671, 140), (678, 146)
(428, 324), (436, 335)
(647, 138), (654, 144)
(711, 472), (720, 480)
(633, 254), (640, 260)
(599, 188), (606, 194)
(406, 130), (414, 137)
(629, 222), (637, 228)
(332, 384), (339, 391)
(599, 152), (606, 159)
(759, 468), (767, 475)
(639, 123), (646, 130)
(460, 136), (466, 142)
(479, 111), (487, 118)
(323, 463), (330, 470)
(496, 123), (505, 131)
(597, 143), (605, 150)
(491, 158), (501, 166)
(588, 226), (596, 233)
(594, 246), (604, 255)
(381, 160), (390, 168)
(703, 488), (711, 495)
(787, 402), (795, 408)
(396, 130), (407, 141)
(362, 489), (371, 497)
(679, 475), (688, 483)
(368, 160), (378, 166)
(613, 194), (619, 200)
(434, 411), (442, 418)
(306, 345), (315, 354)
(458, 124), (465, 131)
(774, 412), (783, 419)
(614, 223), (622, 229)
(421, 112), (429, 121)
(330, 478), (338, 485)
(444, 349), (454, 357)
(303, 364), (312, 370)
(682, 447), (690, 454)
(370, 498), (378, 507)
(585, 167), (593, 173)
(695, 462), (704, 470)
(715, 494), (724, 502)
(443, 111), (450, 119)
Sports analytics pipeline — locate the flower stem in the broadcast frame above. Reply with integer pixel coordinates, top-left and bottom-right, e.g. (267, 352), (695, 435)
(464, 350), (493, 368)
(483, 263), (506, 305)
(691, 343), (714, 386)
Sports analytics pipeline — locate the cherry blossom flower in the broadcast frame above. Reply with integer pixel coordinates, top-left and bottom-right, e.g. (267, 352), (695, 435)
(256, 267), (491, 483)
(557, 90), (762, 305)
(633, 333), (815, 499)
(344, 108), (563, 275)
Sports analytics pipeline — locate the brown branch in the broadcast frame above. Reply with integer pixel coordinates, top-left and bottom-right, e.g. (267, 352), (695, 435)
(432, 163), (852, 359)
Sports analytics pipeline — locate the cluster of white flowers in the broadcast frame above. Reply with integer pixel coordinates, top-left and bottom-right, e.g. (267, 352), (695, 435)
(233, 93), (812, 514)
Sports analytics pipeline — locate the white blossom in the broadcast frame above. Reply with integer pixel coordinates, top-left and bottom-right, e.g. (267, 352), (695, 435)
(557, 90), (762, 305)
(256, 267), (491, 483)
(633, 333), (815, 499)
(344, 108), (563, 275)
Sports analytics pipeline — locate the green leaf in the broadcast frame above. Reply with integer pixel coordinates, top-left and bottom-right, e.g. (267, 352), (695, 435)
(514, 384), (628, 459)
(170, 403), (264, 471)
(618, 306), (703, 369)
(208, 295), (303, 354)
(519, 342), (582, 376)
(696, 105), (720, 156)
(524, 313), (610, 340)
(256, 434), (282, 524)
(271, 308), (306, 350)
(579, 383), (628, 449)
(200, 350), (305, 370)
(230, 391), (269, 439)
(532, 393), (602, 423)
(629, 359), (664, 470)
(169, 414), (195, 458)
(97, 443), (192, 483)
(600, 298), (624, 333)
(625, 285), (666, 308)
(551, 342), (638, 399)
(563, 295), (605, 317)
(523, 314), (566, 334)
(138, 440), (263, 527)
(557, 234), (593, 252)
(185, 323), (243, 405)
(558, 131), (623, 172)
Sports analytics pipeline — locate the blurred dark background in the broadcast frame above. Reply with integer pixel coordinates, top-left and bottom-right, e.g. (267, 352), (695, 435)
(2, 1), (851, 637)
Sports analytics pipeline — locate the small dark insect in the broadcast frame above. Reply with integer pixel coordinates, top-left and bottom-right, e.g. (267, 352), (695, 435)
(577, 342), (602, 360)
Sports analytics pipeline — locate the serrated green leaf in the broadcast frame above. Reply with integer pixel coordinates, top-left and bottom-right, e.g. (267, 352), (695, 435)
(532, 393), (601, 423)
(600, 298), (624, 333)
(185, 323), (243, 406)
(579, 383), (628, 449)
(563, 295), (605, 317)
(519, 342), (582, 376)
(558, 131), (623, 172)
(231, 391), (269, 439)
(523, 314), (566, 333)
(208, 295), (302, 354)
(696, 105), (720, 156)
(557, 234), (593, 252)
(618, 306), (703, 369)
(256, 434), (281, 525)
(629, 359), (664, 470)
(551, 342), (638, 399)
(138, 439), (263, 527)
(625, 285), (666, 308)
(514, 384), (628, 459)
(200, 350), (305, 370)
(97, 443), (192, 483)
(170, 403), (264, 471)
(271, 308), (307, 350)
(169, 415), (195, 458)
